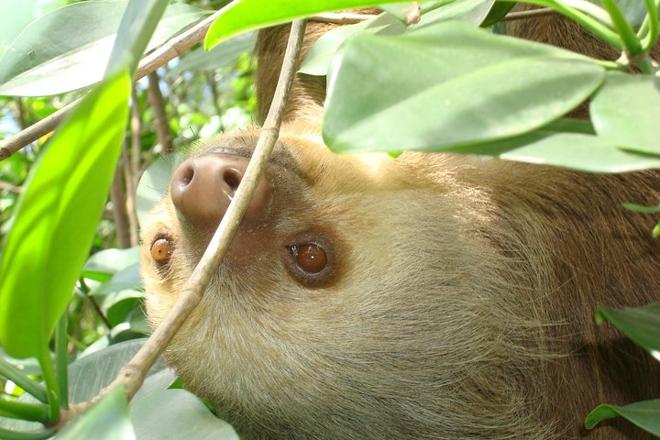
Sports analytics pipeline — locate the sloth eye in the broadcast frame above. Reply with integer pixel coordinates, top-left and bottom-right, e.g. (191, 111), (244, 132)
(151, 236), (174, 266)
(288, 243), (327, 274)
(283, 236), (336, 288)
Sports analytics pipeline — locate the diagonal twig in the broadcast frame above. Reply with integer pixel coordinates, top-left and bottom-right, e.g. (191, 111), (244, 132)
(63, 18), (307, 422)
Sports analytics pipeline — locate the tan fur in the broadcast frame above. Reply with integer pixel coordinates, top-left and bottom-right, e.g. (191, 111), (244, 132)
(142, 11), (660, 440)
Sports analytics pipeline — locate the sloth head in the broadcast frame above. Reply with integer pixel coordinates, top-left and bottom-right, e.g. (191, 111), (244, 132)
(140, 123), (548, 439)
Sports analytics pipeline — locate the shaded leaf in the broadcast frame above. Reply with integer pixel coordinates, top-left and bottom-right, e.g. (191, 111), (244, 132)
(57, 386), (135, 440)
(595, 303), (660, 357)
(481, 1), (517, 27)
(83, 247), (140, 281)
(0, 71), (130, 359)
(136, 154), (180, 227)
(69, 339), (166, 403)
(585, 399), (660, 435)
(413, 0), (495, 27)
(131, 389), (239, 440)
(93, 264), (143, 297)
(103, 290), (145, 326)
(324, 21), (604, 153)
(0, 2), (206, 96)
(590, 72), (660, 156)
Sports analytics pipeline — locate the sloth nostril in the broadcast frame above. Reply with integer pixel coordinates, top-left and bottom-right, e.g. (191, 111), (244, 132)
(223, 168), (242, 191)
(177, 164), (194, 187)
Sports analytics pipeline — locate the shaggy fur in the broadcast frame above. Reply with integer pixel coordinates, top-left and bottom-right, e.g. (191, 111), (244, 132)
(141, 10), (660, 440)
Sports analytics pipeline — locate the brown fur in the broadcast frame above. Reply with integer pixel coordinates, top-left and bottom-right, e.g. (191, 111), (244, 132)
(141, 10), (660, 440)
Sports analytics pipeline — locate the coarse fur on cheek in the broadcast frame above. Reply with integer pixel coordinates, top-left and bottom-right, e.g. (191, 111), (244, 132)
(140, 139), (556, 440)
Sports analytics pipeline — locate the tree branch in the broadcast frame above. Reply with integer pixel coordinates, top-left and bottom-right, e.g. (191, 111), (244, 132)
(62, 19), (307, 422)
(110, 160), (132, 249)
(146, 71), (173, 154)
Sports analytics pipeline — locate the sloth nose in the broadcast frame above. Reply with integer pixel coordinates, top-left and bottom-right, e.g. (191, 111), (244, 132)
(170, 154), (270, 229)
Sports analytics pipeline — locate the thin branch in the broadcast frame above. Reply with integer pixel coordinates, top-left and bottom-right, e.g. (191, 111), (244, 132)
(63, 19), (307, 422)
(502, 7), (556, 22)
(0, 8), (225, 162)
(309, 12), (375, 24)
(122, 139), (140, 247)
(146, 71), (173, 154)
(110, 160), (131, 249)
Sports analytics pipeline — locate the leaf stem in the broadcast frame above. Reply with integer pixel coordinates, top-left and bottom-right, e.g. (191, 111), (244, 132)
(512, 0), (624, 50)
(0, 399), (50, 423)
(0, 358), (48, 404)
(639, 0), (659, 51)
(601, 0), (643, 55)
(37, 349), (59, 425)
(55, 314), (68, 410)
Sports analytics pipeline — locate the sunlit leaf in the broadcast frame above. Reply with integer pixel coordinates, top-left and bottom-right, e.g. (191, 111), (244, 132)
(204, 0), (411, 49)
(413, 0), (495, 27)
(0, 2), (206, 96)
(93, 264), (143, 297)
(595, 303), (660, 357)
(0, 71), (130, 359)
(585, 399), (660, 435)
(136, 154), (180, 227)
(590, 72), (660, 157)
(57, 386), (135, 440)
(324, 21), (604, 153)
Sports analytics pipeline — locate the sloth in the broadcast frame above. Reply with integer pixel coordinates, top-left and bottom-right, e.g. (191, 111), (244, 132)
(140, 9), (660, 440)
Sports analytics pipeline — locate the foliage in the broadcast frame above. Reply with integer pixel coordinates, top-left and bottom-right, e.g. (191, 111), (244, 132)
(0, 0), (658, 438)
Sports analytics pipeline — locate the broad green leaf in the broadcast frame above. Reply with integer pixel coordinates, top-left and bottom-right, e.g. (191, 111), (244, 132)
(0, 0), (37, 59)
(83, 247), (141, 281)
(106, 0), (169, 75)
(131, 389), (239, 440)
(585, 399), (660, 435)
(103, 289), (144, 326)
(592, 0), (647, 27)
(57, 386), (135, 440)
(167, 32), (257, 79)
(595, 303), (660, 357)
(136, 154), (180, 227)
(451, 127), (660, 173)
(590, 72), (660, 156)
(0, 2), (206, 96)
(93, 264), (143, 297)
(69, 339), (166, 403)
(300, 13), (405, 76)
(323, 21), (605, 153)
(204, 0), (412, 49)
(0, 71), (130, 359)
(413, 0), (495, 26)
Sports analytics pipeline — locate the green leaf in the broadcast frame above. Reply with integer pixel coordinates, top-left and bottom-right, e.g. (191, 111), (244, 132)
(204, 0), (411, 49)
(595, 303), (660, 356)
(451, 125), (660, 173)
(323, 21), (605, 153)
(167, 32), (257, 79)
(69, 339), (167, 403)
(0, 71), (130, 359)
(131, 389), (239, 440)
(104, 290), (144, 326)
(481, 1), (516, 27)
(57, 386), (135, 440)
(413, 0), (495, 27)
(585, 399), (660, 435)
(106, 0), (169, 75)
(590, 72), (660, 157)
(300, 13), (405, 76)
(136, 154), (181, 228)
(0, 2), (206, 96)
(83, 247), (141, 282)
(93, 264), (143, 297)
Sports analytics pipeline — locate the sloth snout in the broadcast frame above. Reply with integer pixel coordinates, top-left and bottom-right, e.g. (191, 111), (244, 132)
(170, 153), (270, 230)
